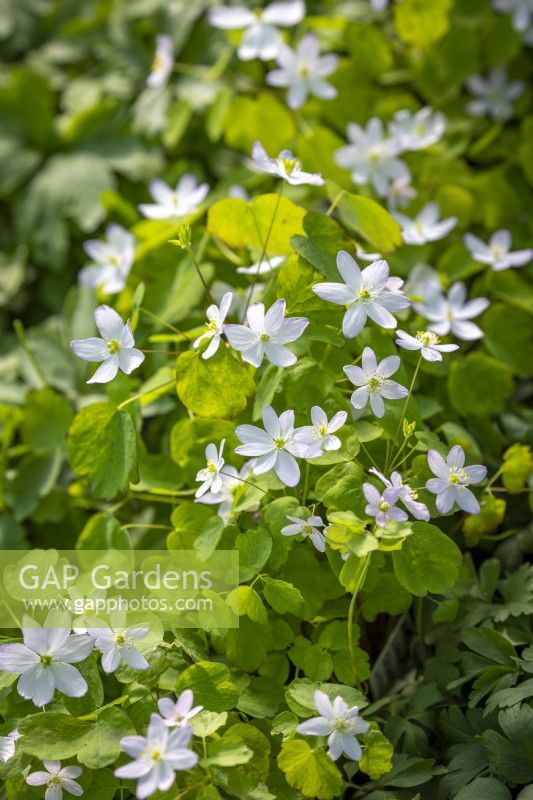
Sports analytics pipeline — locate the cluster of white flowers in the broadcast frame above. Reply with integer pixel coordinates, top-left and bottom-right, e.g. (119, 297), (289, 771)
(297, 690), (369, 761)
(334, 108), (446, 201)
(114, 691), (201, 798)
(0, 613), (153, 708)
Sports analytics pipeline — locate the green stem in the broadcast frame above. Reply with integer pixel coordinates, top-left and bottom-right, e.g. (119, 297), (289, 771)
(188, 245), (215, 305)
(116, 379), (175, 410)
(139, 307), (192, 342)
(347, 554), (371, 681)
(387, 354), (422, 471)
(241, 182), (284, 321)
(326, 190), (347, 217)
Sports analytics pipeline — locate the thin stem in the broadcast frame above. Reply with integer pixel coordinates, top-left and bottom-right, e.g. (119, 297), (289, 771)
(121, 523), (172, 531)
(241, 182), (284, 321)
(326, 189), (347, 217)
(347, 554), (371, 682)
(389, 442), (419, 473)
(117, 379), (175, 410)
(139, 308), (192, 342)
(188, 245), (215, 305)
(387, 354), (422, 471)
(359, 441), (379, 469)
(219, 469), (272, 497)
(141, 349), (181, 356)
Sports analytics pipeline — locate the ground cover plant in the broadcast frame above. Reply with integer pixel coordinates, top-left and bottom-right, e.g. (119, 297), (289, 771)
(0, 0), (532, 798)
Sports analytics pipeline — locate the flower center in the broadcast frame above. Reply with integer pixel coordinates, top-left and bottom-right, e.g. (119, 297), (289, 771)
(108, 254), (120, 266)
(378, 500), (389, 512)
(281, 157), (300, 175)
(449, 468), (468, 485)
(415, 122), (426, 136)
(151, 54), (165, 72)
(107, 339), (121, 354)
(151, 749), (162, 761)
(368, 375), (384, 392)
(318, 424), (328, 438)
(40, 654), (52, 666)
(207, 461), (217, 474)
(358, 287), (372, 301)
(332, 717), (351, 732)
(302, 524), (314, 535)
(274, 437), (286, 449)
(490, 245), (505, 260)
(49, 776), (62, 787)
(259, 332), (270, 342)
(206, 319), (218, 331)
(114, 630), (127, 645)
(416, 330), (439, 346)
(298, 64), (310, 77)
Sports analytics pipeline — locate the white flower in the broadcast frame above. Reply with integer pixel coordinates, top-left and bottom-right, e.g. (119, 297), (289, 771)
(195, 440), (225, 498)
(158, 690), (203, 728)
(369, 467), (430, 521)
(493, 0), (533, 33)
(115, 713), (197, 799)
(355, 245), (382, 262)
(138, 175), (209, 220)
(395, 329), (459, 362)
(225, 299), (308, 368)
(334, 118), (409, 197)
(464, 229), (532, 271)
(281, 515), (326, 551)
(312, 251), (410, 339)
(235, 405), (305, 487)
(426, 445), (487, 515)
(414, 282), (489, 341)
(78, 224), (135, 295)
(386, 174), (417, 210)
(196, 464), (251, 523)
(66, 587), (107, 634)
(393, 202), (457, 245)
(70, 305), (144, 384)
(87, 617), (149, 674)
(403, 264), (443, 303)
(344, 347), (408, 419)
(0, 729), (20, 763)
(250, 141), (324, 185)
(193, 292), (232, 359)
(0, 620), (93, 707)
(208, 1), (305, 61)
(266, 34), (338, 109)
(370, 0), (389, 9)
(147, 35), (174, 89)
(294, 406), (347, 457)
(237, 255), (286, 275)
(363, 483), (408, 527)
(466, 68), (524, 121)
(26, 760), (83, 800)
(296, 690), (369, 761)
(389, 107), (447, 152)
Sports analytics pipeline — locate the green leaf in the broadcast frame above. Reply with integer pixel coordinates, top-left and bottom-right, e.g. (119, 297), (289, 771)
(21, 388), (73, 454)
(359, 729), (394, 780)
(502, 444), (533, 493)
(223, 92), (296, 154)
(277, 739), (344, 800)
(394, 0), (453, 47)
(203, 732), (253, 767)
(291, 211), (351, 281)
(448, 353), (513, 417)
(263, 576), (304, 615)
(207, 194), (305, 254)
(19, 708), (134, 767)
(67, 402), (137, 500)
(326, 182), (402, 252)
(175, 661), (239, 712)
(175, 348), (255, 418)
(227, 585), (268, 624)
(454, 778), (511, 800)
(481, 705), (533, 784)
(392, 522), (462, 597)
(76, 513), (131, 549)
